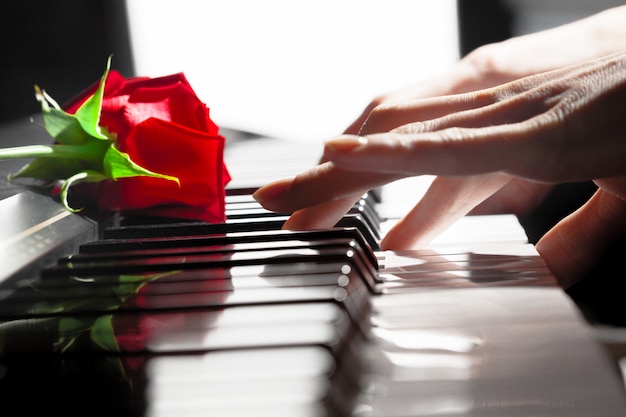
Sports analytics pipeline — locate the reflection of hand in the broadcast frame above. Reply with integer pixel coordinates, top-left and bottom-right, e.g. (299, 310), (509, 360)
(255, 50), (626, 288)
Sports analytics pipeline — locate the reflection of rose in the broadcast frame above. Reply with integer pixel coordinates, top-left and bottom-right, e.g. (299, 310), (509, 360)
(65, 71), (231, 223)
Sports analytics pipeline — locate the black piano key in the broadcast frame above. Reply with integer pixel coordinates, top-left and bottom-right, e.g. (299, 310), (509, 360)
(48, 246), (351, 274)
(225, 192), (382, 234)
(351, 193), (383, 231)
(11, 270), (358, 300)
(104, 213), (381, 250)
(0, 258), (372, 324)
(47, 248), (378, 292)
(108, 216), (289, 238)
(65, 235), (379, 291)
(37, 261), (348, 287)
(47, 240), (381, 293)
(77, 227), (379, 272)
(15, 266), (365, 302)
(63, 237), (354, 265)
(224, 206), (281, 219)
(223, 204), (380, 238)
(70, 228), (378, 268)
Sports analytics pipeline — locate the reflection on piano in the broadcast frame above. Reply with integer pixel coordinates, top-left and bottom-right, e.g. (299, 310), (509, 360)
(1, 121), (626, 416)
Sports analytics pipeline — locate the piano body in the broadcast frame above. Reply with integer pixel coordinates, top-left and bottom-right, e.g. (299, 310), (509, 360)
(1, 117), (626, 416)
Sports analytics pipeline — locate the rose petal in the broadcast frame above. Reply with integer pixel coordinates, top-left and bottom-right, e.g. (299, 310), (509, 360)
(97, 118), (227, 222)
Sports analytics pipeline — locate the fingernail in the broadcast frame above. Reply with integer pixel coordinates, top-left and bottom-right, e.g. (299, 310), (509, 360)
(324, 135), (368, 154)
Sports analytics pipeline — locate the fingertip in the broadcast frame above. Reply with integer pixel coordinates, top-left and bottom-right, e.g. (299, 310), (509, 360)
(282, 209), (334, 231)
(252, 178), (293, 211)
(283, 196), (365, 231)
(534, 189), (626, 288)
(379, 220), (432, 251)
(535, 234), (583, 289)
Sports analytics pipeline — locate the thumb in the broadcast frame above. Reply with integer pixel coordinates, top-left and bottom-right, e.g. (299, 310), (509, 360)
(381, 173), (510, 250)
(536, 188), (626, 288)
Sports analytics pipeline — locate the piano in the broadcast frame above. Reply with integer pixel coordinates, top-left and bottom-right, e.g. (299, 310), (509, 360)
(1, 118), (626, 416)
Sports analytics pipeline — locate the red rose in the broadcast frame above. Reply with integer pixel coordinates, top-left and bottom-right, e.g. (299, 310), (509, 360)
(64, 70), (230, 223)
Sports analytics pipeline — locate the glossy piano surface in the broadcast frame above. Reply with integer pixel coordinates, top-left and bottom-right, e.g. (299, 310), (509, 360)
(1, 120), (626, 416)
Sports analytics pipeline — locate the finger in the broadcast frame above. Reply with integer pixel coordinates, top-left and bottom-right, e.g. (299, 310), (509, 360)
(343, 73), (464, 136)
(344, 56), (541, 138)
(344, 99), (382, 135)
(253, 161), (402, 213)
(282, 194), (363, 230)
(325, 114), (616, 183)
(323, 128), (537, 179)
(360, 91), (499, 135)
(381, 173), (511, 250)
(358, 69), (571, 136)
(469, 179), (552, 217)
(536, 188), (626, 288)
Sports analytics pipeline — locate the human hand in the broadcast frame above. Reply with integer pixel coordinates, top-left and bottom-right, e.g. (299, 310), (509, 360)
(345, 5), (626, 136)
(254, 51), (626, 287)
(339, 5), (626, 226)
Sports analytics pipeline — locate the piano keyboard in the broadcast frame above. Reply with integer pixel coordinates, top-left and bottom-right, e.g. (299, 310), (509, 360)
(1, 124), (626, 416)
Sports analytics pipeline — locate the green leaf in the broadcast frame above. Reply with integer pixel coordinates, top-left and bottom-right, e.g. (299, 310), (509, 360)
(113, 271), (179, 300)
(35, 55), (112, 144)
(3, 142), (108, 182)
(73, 56), (112, 140)
(60, 170), (108, 212)
(35, 86), (91, 145)
(38, 87), (62, 110)
(104, 145), (180, 185)
(57, 316), (95, 353)
(91, 315), (120, 353)
(10, 157), (87, 182)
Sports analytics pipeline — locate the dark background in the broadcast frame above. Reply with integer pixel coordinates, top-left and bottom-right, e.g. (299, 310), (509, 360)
(0, 0), (134, 123)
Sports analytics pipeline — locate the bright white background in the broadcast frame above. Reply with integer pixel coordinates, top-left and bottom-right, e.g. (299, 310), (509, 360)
(125, 0), (459, 142)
